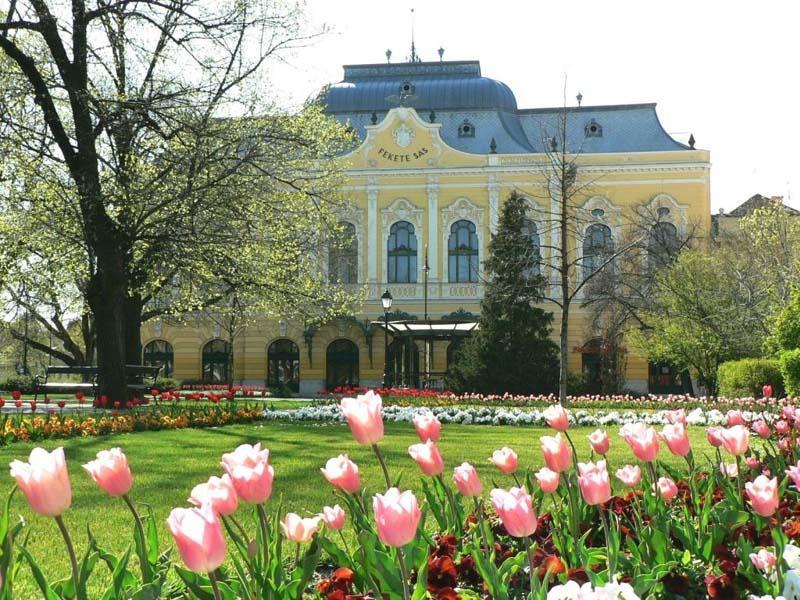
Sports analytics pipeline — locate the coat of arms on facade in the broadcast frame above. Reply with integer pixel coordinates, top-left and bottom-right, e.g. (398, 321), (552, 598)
(392, 123), (415, 148)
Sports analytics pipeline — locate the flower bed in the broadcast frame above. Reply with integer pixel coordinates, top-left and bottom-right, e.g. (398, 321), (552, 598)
(6, 394), (800, 599)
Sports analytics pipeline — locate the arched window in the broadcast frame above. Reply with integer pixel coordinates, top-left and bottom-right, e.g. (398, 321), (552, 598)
(326, 339), (359, 390)
(267, 339), (300, 393)
(521, 218), (541, 277)
(387, 221), (417, 283)
(387, 339), (420, 388)
(202, 339), (231, 383)
(329, 222), (358, 284)
(581, 338), (604, 393)
(648, 222), (680, 270)
(143, 340), (173, 377)
(582, 223), (614, 280)
(448, 220), (479, 282)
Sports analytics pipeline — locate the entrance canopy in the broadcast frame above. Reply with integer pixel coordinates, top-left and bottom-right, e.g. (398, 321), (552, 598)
(371, 319), (479, 339)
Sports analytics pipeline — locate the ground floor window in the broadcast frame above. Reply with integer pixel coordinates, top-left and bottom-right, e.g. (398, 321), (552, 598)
(143, 339), (173, 377)
(326, 339), (359, 390)
(267, 339), (300, 393)
(648, 361), (691, 395)
(581, 338), (604, 393)
(202, 339), (231, 383)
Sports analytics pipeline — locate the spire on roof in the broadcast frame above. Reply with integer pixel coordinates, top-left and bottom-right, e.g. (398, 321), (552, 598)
(408, 8), (421, 63)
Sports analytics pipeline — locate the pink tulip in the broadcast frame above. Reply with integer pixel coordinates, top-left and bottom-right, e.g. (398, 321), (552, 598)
(747, 456), (761, 470)
(587, 429), (610, 455)
(780, 438), (791, 452)
(408, 440), (444, 476)
(221, 443), (274, 504)
(9, 447), (72, 517)
(543, 405), (569, 432)
(490, 447), (518, 474)
(786, 461), (800, 488)
(490, 487), (538, 537)
(321, 454), (361, 494)
(706, 427), (724, 447)
(320, 505), (346, 530)
(659, 423), (691, 457)
(719, 462), (738, 478)
(654, 477), (678, 502)
(615, 464), (642, 487)
(750, 548), (777, 572)
(620, 423), (660, 462)
(727, 410), (745, 426)
(340, 391), (384, 445)
(783, 406), (797, 421)
(453, 463), (483, 497)
(541, 433), (572, 473)
(281, 513), (321, 543)
(82, 447), (132, 497)
(745, 475), (779, 517)
(534, 467), (560, 494)
(720, 425), (750, 456)
(752, 420), (771, 439)
(189, 474), (238, 516)
(776, 420), (791, 435)
(167, 503), (226, 573)
(373, 488), (421, 547)
(577, 460), (611, 506)
(666, 409), (686, 425)
(412, 411), (441, 442)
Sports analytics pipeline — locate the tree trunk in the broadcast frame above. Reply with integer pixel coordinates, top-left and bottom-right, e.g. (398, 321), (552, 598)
(559, 301), (570, 405)
(124, 295), (144, 366)
(87, 267), (130, 401)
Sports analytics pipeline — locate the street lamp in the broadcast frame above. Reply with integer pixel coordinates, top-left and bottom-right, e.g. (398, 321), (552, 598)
(381, 289), (393, 388)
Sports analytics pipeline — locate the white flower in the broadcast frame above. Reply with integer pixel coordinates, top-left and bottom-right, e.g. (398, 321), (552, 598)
(784, 568), (800, 600)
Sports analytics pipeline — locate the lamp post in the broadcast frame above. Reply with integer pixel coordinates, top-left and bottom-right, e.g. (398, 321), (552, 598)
(381, 289), (393, 388)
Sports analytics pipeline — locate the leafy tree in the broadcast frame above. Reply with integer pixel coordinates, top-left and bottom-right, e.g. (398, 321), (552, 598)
(769, 288), (800, 353)
(631, 249), (764, 396)
(447, 191), (559, 394)
(0, 1), (356, 397)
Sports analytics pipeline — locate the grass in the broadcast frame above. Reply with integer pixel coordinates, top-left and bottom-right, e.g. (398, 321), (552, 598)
(0, 420), (716, 597)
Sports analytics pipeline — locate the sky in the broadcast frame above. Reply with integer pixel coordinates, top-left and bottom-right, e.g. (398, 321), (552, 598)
(269, 0), (800, 213)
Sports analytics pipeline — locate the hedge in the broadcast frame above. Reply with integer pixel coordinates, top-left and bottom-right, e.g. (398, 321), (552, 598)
(717, 358), (784, 398)
(781, 349), (800, 398)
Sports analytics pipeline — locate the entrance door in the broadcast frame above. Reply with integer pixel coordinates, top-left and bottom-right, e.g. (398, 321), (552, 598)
(326, 340), (359, 390)
(267, 340), (300, 393)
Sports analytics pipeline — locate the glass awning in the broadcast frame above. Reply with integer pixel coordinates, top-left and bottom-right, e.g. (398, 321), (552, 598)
(371, 319), (479, 339)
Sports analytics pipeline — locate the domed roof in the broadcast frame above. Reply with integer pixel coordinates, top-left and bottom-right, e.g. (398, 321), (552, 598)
(320, 60), (518, 114)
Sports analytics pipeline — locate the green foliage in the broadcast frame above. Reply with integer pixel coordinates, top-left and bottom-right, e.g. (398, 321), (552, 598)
(153, 377), (181, 392)
(768, 289), (800, 353)
(447, 192), (559, 394)
(0, 375), (35, 393)
(780, 349), (800, 397)
(717, 358), (783, 398)
(632, 249), (765, 396)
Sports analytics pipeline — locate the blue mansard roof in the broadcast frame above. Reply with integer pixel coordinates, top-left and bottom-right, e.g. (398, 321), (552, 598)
(318, 60), (689, 155)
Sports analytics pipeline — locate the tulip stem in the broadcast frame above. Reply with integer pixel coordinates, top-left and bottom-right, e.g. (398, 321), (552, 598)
(54, 515), (83, 600)
(122, 494), (149, 580)
(337, 529), (351, 555)
(598, 506), (616, 577)
(396, 546), (411, 600)
(437, 474), (461, 535)
(228, 514), (252, 547)
(472, 497), (489, 554)
(256, 504), (270, 567)
(208, 570), (222, 600)
(372, 444), (392, 489)
(523, 535), (536, 598)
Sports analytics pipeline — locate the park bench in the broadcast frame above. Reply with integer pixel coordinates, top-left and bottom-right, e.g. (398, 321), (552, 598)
(33, 364), (161, 401)
(34, 365), (99, 401)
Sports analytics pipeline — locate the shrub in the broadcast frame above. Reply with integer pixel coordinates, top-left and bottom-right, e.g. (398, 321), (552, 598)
(769, 290), (800, 352)
(781, 349), (800, 397)
(717, 358), (784, 398)
(153, 377), (181, 391)
(0, 375), (35, 393)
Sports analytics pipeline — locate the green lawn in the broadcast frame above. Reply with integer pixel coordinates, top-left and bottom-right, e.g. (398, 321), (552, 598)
(0, 421), (716, 597)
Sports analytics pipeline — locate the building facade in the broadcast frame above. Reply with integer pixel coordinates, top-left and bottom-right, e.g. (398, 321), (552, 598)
(141, 59), (711, 395)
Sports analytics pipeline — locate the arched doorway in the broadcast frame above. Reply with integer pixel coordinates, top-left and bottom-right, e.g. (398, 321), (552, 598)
(143, 340), (174, 377)
(267, 339), (300, 393)
(326, 339), (359, 390)
(202, 339), (231, 383)
(387, 339), (420, 388)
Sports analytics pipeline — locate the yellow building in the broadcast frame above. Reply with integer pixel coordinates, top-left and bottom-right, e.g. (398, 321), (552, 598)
(141, 59), (711, 395)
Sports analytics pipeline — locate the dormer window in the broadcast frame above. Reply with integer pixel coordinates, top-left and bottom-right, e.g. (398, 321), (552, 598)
(458, 119), (476, 138)
(584, 119), (603, 138)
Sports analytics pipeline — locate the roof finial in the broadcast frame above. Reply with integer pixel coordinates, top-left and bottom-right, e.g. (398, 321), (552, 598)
(489, 138), (497, 154)
(438, 46), (445, 62)
(385, 48), (392, 63)
(409, 8), (419, 63)
(576, 92), (583, 107)
(688, 133), (695, 149)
